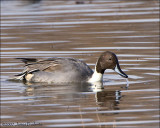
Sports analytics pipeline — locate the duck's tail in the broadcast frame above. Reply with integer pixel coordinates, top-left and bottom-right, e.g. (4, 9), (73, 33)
(8, 72), (27, 81)
(16, 58), (37, 64)
(9, 69), (39, 82)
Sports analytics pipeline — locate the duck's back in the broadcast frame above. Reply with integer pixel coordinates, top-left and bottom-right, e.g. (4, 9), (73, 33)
(17, 57), (93, 83)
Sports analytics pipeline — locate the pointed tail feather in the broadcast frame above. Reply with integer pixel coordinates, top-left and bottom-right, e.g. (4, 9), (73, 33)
(9, 73), (26, 81)
(16, 58), (37, 64)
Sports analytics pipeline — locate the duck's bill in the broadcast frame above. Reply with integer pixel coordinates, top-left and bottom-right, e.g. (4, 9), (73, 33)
(114, 65), (128, 78)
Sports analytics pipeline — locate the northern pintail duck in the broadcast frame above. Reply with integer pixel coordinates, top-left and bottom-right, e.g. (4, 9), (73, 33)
(13, 51), (128, 83)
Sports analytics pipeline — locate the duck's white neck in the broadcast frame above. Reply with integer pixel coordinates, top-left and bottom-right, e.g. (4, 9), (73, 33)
(88, 65), (103, 83)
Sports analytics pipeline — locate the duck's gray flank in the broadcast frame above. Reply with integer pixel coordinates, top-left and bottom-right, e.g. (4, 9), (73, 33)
(15, 57), (94, 83)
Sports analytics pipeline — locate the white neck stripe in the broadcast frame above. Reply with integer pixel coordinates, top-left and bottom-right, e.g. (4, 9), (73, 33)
(88, 61), (103, 82)
(88, 70), (103, 82)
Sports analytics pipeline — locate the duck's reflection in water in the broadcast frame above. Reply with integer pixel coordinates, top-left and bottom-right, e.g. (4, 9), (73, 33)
(96, 90), (121, 110)
(22, 81), (122, 111)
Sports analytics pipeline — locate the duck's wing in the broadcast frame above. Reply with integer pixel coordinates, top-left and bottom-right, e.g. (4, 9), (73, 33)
(26, 59), (62, 72)
(19, 57), (63, 72)
(14, 58), (62, 80)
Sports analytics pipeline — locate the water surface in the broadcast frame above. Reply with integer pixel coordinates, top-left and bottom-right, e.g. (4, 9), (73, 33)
(1, 0), (159, 128)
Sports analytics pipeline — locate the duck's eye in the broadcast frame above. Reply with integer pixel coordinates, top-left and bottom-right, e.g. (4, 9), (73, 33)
(109, 58), (112, 60)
